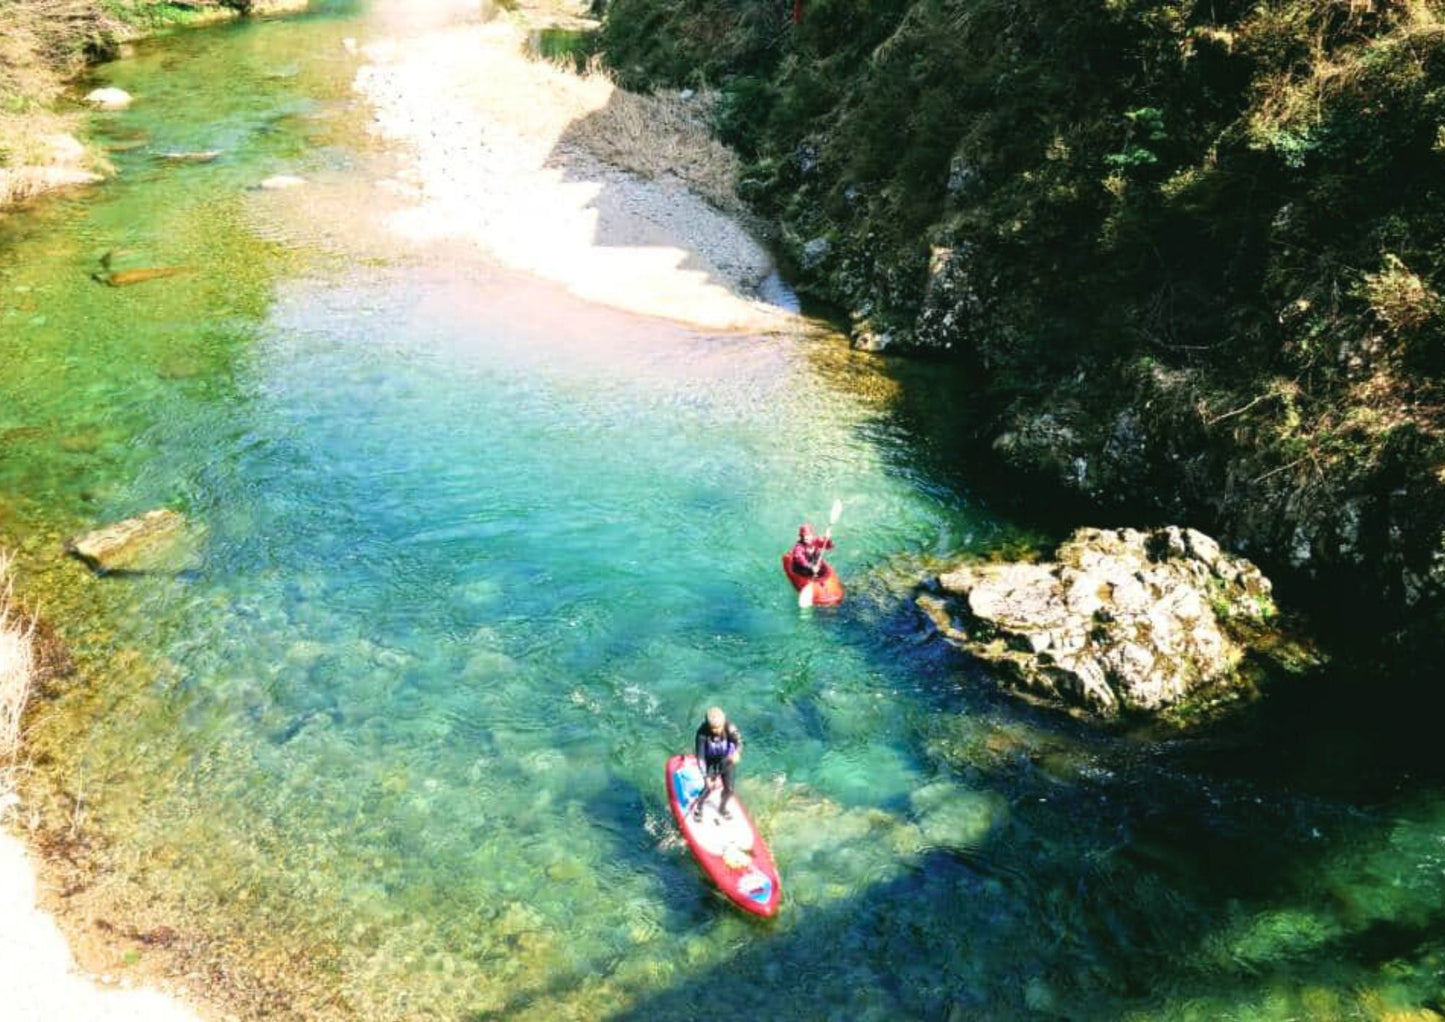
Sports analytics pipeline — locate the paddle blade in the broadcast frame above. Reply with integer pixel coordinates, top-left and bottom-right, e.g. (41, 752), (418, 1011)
(829, 498), (843, 526)
(798, 582), (815, 609)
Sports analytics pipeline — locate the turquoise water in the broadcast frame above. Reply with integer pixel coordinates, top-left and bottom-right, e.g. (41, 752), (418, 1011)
(4, 3), (1445, 1020)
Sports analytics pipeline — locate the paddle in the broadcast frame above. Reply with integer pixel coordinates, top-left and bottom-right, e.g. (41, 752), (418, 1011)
(798, 499), (844, 609)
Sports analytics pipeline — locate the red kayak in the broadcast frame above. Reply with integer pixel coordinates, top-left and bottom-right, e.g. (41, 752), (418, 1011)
(665, 753), (781, 918)
(781, 552), (845, 606)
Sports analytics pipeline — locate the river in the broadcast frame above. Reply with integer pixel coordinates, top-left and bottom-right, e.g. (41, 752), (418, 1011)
(2, 2), (1444, 1020)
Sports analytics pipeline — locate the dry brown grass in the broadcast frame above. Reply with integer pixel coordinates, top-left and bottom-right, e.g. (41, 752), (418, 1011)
(0, 2), (62, 109)
(0, 552), (37, 766)
(1244, 0), (1445, 149)
(0, 110), (104, 207)
(562, 63), (745, 214)
(0, 0), (107, 101)
(516, 45), (744, 215)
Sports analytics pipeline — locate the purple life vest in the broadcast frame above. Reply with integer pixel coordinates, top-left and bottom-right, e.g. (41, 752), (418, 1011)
(701, 730), (737, 762)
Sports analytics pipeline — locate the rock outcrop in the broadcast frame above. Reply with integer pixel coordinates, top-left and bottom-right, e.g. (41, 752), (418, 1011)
(918, 526), (1277, 717)
(66, 510), (204, 575)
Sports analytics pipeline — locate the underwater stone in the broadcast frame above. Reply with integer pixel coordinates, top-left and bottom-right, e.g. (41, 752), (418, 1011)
(84, 87), (132, 110)
(66, 509), (204, 575)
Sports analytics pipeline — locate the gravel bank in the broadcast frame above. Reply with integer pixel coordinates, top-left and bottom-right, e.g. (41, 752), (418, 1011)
(354, 1), (796, 333)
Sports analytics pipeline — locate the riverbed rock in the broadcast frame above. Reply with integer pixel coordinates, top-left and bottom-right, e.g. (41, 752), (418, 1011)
(800, 236), (831, 270)
(918, 526), (1277, 717)
(83, 87), (133, 110)
(43, 133), (87, 164)
(258, 174), (307, 190)
(95, 265), (196, 287)
(158, 150), (221, 163)
(66, 510), (204, 575)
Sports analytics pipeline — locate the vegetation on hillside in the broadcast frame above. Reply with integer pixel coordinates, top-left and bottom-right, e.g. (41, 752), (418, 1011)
(596, 0), (1445, 632)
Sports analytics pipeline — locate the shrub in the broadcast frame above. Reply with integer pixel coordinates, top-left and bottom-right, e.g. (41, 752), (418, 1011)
(1359, 253), (1442, 335)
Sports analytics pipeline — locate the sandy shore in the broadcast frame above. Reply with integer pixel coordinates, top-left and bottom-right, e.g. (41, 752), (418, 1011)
(353, 0), (797, 333)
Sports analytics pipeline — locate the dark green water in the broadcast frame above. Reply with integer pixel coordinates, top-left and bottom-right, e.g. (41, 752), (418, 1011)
(3, 4), (1445, 1020)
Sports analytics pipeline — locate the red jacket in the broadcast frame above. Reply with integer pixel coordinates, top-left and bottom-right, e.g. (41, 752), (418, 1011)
(789, 535), (834, 575)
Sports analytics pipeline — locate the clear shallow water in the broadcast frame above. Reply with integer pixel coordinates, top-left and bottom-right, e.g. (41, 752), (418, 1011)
(4, 4), (1445, 1021)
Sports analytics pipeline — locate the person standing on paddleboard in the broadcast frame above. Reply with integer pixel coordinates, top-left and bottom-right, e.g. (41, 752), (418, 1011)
(694, 707), (743, 821)
(789, 523), (834, 578)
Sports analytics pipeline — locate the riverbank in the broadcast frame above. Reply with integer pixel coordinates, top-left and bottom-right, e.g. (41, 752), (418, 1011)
(0, 0), (310, 211)
(0, 834), (208, 1022)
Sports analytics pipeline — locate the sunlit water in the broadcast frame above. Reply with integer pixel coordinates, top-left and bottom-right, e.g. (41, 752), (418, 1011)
(3, 3), (1445, 1020)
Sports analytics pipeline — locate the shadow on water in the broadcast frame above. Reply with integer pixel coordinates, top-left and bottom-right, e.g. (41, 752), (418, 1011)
(620, 745), (1444, 1017)
(602, 839), (1445, 1021)
(728, 284), (1445, 1015)
(587, 567), (1445, 1021)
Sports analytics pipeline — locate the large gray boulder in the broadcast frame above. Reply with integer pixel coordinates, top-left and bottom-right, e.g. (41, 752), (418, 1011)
(66, 510), (204, 575)
(918, 526), (1277, 717)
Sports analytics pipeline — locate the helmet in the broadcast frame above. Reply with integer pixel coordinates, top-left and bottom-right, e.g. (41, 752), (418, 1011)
(799, 523), (815, 540)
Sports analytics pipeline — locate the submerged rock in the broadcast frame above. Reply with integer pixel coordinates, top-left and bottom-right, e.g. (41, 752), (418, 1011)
(258, 174), (307, 190)
(91, 249), (196, 287)
(83, 87), (133, 110)
(94, 266), (195, 287)
(157, 150), (222, 163)
(919, 526), (1277, 718)
(66, 510), (204, 575)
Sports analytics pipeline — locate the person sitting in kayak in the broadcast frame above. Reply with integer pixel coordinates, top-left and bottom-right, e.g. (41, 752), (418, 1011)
(694, 706), (743, 821)
(789, 523), (834, 579)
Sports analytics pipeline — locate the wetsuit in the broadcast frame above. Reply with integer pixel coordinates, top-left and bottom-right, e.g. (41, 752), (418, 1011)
(694, 720), (743, 816)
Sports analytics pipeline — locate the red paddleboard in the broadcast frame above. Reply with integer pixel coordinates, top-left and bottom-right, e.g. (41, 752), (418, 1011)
(781, 552), (845, 606)
(665, 753), (781, 918)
